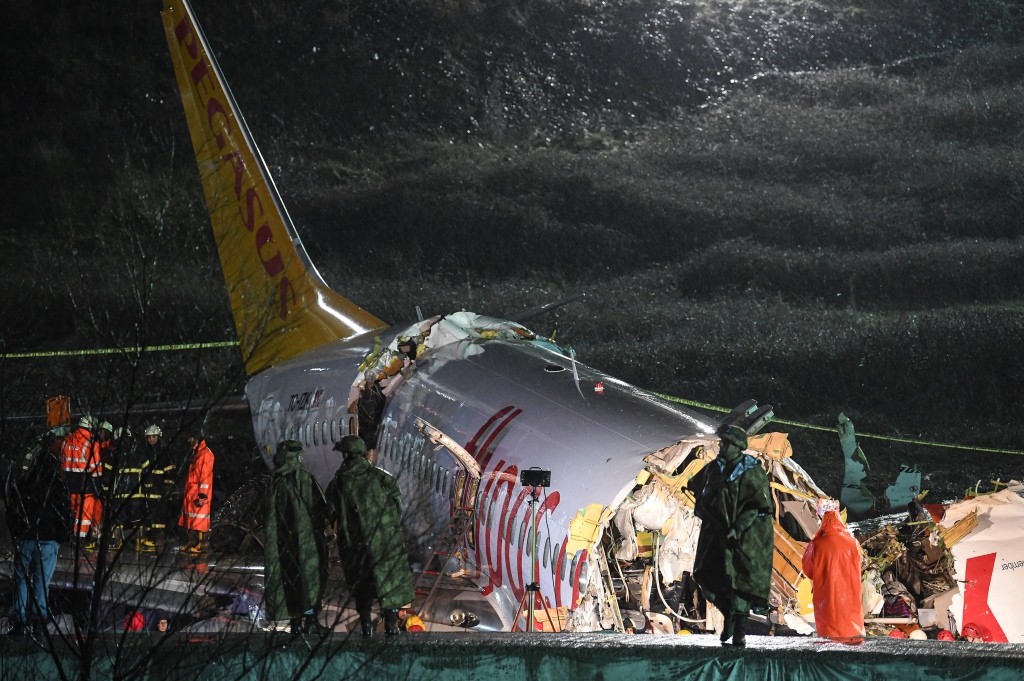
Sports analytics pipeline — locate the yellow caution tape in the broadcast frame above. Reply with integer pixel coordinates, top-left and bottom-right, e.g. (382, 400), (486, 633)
(652, 392), (1024, 457)
(3, 341), (237, 359)
(5, 344), (1020, 456)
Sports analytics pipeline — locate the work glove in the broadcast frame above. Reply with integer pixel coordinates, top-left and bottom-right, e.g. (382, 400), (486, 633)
(195, 494), (207, 508)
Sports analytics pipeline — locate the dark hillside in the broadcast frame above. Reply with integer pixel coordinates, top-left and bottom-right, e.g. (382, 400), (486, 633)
(1, 0), (1023, 502)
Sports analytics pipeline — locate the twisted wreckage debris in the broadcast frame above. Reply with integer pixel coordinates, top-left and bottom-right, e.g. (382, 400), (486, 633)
(561, 416), (1023, 641)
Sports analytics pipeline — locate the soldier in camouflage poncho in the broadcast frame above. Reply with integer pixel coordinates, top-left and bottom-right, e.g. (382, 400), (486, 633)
(263, 440), (330, 635)
(326, 435), (415, 636)
(690, 424), (774, 647)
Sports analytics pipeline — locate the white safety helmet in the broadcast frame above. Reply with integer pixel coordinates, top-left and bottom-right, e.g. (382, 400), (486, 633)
(77, 415), (97, 430)
(98, 421), (114, 433)
(144, 424), (163, 438)
(114, 426), (131, 440)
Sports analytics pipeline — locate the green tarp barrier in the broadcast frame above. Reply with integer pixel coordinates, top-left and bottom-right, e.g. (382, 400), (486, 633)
(2, 633), (1023, 681)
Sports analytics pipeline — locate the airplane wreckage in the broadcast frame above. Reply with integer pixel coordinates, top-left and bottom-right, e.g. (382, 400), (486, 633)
(5, 0), (1021, 644)
(6, 389), (1019, 643)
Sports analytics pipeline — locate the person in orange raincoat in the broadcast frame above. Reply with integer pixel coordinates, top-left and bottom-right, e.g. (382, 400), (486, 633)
(61, 416), (105, 549)
(802, 509), (865, 639)
(178, 433), (214, 554)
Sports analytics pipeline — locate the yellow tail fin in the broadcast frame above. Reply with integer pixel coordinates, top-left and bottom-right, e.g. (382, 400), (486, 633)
(161, 0), (386, 374)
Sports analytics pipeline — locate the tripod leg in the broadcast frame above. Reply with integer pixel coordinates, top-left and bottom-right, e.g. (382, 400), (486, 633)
(512, 589), (532, 632)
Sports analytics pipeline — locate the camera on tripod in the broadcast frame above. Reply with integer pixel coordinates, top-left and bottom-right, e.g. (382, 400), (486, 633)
(519, 468), (551, 488)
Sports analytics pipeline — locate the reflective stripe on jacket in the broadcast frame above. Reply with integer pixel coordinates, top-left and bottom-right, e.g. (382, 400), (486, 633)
(62, 427), (102, 475)
(179, 440), (214, 531)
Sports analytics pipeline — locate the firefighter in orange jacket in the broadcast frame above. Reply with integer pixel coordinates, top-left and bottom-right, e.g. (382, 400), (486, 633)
(178, 433), (214, 554)
(61, 416), (105, 549)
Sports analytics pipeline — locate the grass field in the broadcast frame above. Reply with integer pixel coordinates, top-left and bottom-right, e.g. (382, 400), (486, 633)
(1, 0), (1022, 502)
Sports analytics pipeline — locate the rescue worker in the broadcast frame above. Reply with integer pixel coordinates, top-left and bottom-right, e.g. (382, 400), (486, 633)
(326, 435), (415, 637)
(355, 370), (387, 450)
(110, 428), (154, 552)
(139, 424), (175, 549)
(61, 416), (105, 551)
(395, 335), (424, 363)
(263, 440), (331, 635)
(689, 424), (774, 647)
(802, 508), (865, 640)
(178, 432), (214, 554)
(4, 427), (72, 636)
(91, 421), (116, 549)
(356, 335), (425, 449)
(371, 335), (423, 385)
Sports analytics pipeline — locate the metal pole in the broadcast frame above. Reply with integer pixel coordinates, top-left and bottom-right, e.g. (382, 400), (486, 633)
(527, 485), (539, 632)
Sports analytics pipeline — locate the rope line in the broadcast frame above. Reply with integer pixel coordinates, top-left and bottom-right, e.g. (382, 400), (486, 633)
(652, 391), (1024, 457)
(2, 341), (238, 359)
(5, 341), (1020, 456)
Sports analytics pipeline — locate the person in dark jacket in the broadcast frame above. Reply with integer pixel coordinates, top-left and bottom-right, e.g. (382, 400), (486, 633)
(263, 440), (330, 635)
(109, 431), (151, 552)
(140, 424), (175, 548)
(326, 435), (415, 636)
(689, 424), (774, 647)
(4, 428), (72, 635)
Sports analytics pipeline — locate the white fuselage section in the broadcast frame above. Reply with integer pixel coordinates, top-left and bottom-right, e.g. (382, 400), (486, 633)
(244, 318), (716, 629)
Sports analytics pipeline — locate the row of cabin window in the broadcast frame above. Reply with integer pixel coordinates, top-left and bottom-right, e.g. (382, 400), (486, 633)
(277, 417), (582, 589)
(282, 418), (349, 448)
(377, 426), (453, 494)
(481, 494), (569, 581)
(375, 421), (576, 587)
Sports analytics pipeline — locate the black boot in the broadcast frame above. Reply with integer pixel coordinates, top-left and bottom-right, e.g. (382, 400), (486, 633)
(384, 609), (400, 636)
(731, 613), (747, 648)
(719, 613), (734, 644)
(289, 618), (303, 635)
(359, 612), (373, 638)
(304, 613), (331, 636)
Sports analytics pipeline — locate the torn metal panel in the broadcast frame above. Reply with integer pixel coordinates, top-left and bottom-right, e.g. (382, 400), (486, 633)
(838, 413), (874, 516)
(415, 417), (481, 479)
(772, 520), (808, 610)
(613, 507), (639, 562)
(566, 503), (606, 556)
(780, 500), (821, 541)
(643, 438), (713, 474)
(885, 464), (922, 509)
(938, 511), (978, 548)
(592, 431), (835, 636)
(941, 484), (1024, 642)
(779, 457), (830, 500)
(747, 431), (793, 460)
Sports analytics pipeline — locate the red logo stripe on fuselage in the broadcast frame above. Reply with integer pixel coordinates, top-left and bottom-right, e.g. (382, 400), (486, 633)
(553, 537), (568, 608)
(466, 406), (516, 458)
(475, 408), (522, 473)
(480, 461), (516, 596)
(504, 487), (533, 593)
(468, 407), (564, 615)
